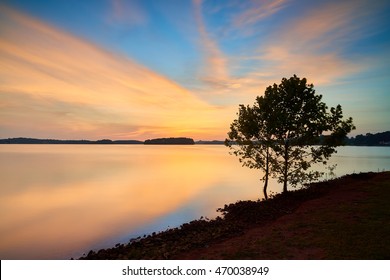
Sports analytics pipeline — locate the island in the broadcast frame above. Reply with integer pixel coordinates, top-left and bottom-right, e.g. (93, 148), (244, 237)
(144, 137), (195, 145)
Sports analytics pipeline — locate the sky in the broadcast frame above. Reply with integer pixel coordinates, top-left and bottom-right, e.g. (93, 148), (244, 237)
(0, 0), (389, 141)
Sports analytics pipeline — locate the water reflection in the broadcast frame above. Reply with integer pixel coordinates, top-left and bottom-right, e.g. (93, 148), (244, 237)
(0, 145), (264, 259)
(0, 145), (389, 259)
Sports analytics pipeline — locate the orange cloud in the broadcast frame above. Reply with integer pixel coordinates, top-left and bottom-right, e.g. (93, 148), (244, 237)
(192, 0), (265, 104)
(256, 1), (368, 85)
(0, 5), (229, 140)
(191, 0), (292, 101)
(191, 0), (376, 105)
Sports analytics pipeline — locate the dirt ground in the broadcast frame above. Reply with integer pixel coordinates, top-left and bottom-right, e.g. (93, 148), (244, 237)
(176, 172), (390, 259)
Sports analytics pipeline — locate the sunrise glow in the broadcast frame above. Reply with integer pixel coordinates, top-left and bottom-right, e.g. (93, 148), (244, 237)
(1, 0), (389, 140)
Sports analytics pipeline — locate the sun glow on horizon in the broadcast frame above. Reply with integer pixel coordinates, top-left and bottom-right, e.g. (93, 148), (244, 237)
(0, 0), (389, 139)
(0, 6), (232, 141)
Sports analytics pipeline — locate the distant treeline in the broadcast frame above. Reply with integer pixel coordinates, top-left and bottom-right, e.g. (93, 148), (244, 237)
(196, 140), (225, 145)
(1, 132), (389, 146)
(0, 137), (143, 144)
(0, 137), (194, 145)
(144, 137), (194, 145)
(345, 131), (390, 146)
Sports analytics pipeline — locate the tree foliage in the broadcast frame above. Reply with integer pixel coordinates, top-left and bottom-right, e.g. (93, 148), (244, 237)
(226, 75), (355, 198)
(225, 103), (274, 199)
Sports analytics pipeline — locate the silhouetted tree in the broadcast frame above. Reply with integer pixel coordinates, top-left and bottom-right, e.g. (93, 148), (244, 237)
(226, 75), (355, 196)
(225, 103), (275, 199)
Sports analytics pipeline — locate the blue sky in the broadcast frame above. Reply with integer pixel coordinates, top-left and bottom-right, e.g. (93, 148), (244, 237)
(1, 0), (389, 140)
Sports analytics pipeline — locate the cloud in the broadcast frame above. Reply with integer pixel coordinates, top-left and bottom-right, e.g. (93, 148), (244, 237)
(192, 0), (232, 90)
(251, 0), (373, 85)
(196, 0), (383, 91)
(192, 0), (264, 98)
(192, 0), (389, 135)
(191, 0), (293, 97)
(232, 0), (287, 29)
(0, 5), (228, 140)
(181, 0), (385, 116)
(108, 0), (147, 27)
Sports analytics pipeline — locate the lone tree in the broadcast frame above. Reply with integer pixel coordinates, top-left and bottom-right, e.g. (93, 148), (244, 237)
(226, 75), (355, 198)
(225, 103), (275, 200)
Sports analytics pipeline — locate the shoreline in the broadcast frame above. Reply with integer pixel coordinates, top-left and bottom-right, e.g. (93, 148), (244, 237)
(80, 171), (390, 260)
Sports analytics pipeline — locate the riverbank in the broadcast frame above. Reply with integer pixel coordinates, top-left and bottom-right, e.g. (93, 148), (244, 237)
(80, 172), (390, 259)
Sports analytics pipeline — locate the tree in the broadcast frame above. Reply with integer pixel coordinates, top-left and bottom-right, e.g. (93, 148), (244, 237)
(225, 103), (275, 199)
(226, 75), (355, 197)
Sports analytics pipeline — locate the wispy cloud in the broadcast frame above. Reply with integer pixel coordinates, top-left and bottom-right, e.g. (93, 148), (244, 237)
(189, 0), (383, 108)
(191, 0), (291, 97)
(193, 0), (230, 90)
(250, 0), (374, 85)
(1, 1), (387, 139)
(192, 0), (263, 98)
(233, 0), (287, 29)
(0, 5), (228, 140)
(108, 0), (147, 27)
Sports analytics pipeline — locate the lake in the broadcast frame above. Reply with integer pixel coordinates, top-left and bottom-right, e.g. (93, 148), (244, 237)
(0, 145), (389, 259)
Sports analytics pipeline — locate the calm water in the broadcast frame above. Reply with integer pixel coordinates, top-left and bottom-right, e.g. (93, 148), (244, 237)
(0, 145), (389, 259)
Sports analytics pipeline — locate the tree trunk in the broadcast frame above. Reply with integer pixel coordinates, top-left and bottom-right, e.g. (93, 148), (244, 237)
(283, 142), (289, 193)
(263, 147), (269, 200)
(263, 175), (269, 200)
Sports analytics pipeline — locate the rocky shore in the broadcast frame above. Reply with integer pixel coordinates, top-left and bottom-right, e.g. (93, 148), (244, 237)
(80, 172), (390, 260)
